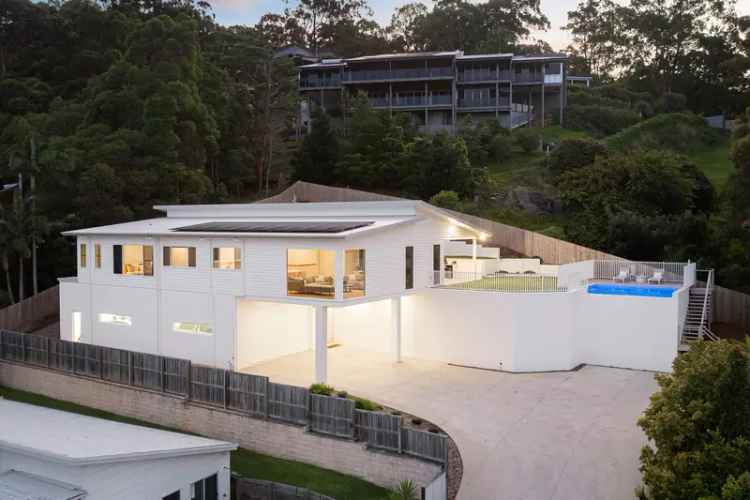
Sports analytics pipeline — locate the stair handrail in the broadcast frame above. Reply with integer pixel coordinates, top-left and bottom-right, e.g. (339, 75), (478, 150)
(698, 269), (713, 341)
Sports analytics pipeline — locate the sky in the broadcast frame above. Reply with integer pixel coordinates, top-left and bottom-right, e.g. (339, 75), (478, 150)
(209, 0), (750, 51)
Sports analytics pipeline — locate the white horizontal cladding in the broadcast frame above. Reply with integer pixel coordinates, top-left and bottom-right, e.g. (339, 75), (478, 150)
(1, 448), (231, 500)
(154, 200), (421, 219)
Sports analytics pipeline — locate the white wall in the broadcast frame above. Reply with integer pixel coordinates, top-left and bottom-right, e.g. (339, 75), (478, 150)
(0, 449), (230, 500)
(444, 240), (499, 259)
(329, 299), (392, 354)
(401, 286), (681, 373)
(557, 260), (595, 290)
(402, 290), (513, 370)
(574, 289), (680, 372)
(498, 258), (542, 274)
(235, 300), (313, 368)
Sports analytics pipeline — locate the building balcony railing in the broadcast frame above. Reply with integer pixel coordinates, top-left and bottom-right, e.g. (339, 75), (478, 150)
(368, 94), (453, 108)
(458, 97), (510, 108)
(513, 73), (544, 83)
(457, 70), (512, 82)
(344, 67), (453, 82)
(300, 77), (342, 89)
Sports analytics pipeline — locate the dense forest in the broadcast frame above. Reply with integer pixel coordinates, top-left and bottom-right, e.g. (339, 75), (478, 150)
(1, 0), (749, 307)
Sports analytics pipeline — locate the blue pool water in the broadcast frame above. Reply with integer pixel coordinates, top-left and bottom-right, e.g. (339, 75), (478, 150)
(587, 283), (677, 298)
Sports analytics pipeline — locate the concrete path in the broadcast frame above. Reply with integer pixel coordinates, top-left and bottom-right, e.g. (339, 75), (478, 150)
(247, 347), (659, 500)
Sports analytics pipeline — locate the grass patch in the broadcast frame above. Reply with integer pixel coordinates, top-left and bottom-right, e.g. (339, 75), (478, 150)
(685, 135), (734, 189)
(538, 125), (591, 143)
(0, 385), (388, 500)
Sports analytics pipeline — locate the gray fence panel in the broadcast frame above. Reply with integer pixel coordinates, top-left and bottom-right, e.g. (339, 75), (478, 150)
(48, 339), (75, 372)
(164, 357), (190, 396)
(267, 383), (309, 425)
(236, 478), (335, 500)
(132, 352), (163, 391)
(355, 409), (402, 452)
(23, 335), (48, 366)
(73, 343), (100, 377)
(191, 365), (226, 406)
(309, 394), (355, 439)
(402, 428), (448, 463)
(101, 347), (131, 385)
(228, 371), (268, 416)
(1, 330), (24, 361)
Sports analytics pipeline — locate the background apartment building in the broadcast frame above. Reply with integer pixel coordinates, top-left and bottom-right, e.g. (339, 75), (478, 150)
(297, 50), (567, 133)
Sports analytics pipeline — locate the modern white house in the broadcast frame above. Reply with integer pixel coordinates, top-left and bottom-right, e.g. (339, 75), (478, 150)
(0, 399), (236, 500)
(59, 200), (711, 381)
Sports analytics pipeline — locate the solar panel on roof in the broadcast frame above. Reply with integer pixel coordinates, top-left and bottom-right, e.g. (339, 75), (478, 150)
(172, 221), (374, 234)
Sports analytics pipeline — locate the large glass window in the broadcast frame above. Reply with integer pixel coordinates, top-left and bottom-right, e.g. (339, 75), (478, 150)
(344, 249), (365, 298)
(213, 247), (241, 270)
(287, 249), (336, 299)
(164, 246), (196, 268)
(113, 244), (153, 276)
(98, 313), (132, 326)
(80, 244), (87, 268)
(95, 244), (101, 268)
(173, 321), (213, 336)
(405, 246), (414, 290)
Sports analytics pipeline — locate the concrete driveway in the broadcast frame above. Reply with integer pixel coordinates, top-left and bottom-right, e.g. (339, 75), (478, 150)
(247, 347), (659, 500)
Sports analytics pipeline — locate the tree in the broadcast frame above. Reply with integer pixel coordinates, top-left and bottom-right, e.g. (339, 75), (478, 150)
(292, 108), (339, 185)
(638, 340), (750, 500)
(430, 190), (462, 210)
(387, 2), (428, 51)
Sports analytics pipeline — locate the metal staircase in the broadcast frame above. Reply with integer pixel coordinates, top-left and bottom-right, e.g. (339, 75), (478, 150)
(680, 269), (719, 349)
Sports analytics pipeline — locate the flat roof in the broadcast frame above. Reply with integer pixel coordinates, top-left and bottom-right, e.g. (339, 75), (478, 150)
(0, 400), (237, 466)
(63, 201), (488, 239)
(0, 470), (86, 500)
(173, 221), (375, 234)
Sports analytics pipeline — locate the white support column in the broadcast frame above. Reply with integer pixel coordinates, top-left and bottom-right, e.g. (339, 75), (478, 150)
(391, 296), (402, 363)
(472, 237), (478, 274)
(314, 305), (328, 384)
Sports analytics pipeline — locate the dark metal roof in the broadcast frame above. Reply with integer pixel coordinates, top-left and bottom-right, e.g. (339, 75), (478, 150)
(172, 221), (375, 234)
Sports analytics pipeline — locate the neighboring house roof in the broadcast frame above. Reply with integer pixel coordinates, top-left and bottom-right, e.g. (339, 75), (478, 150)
(63, 200), (487, 239)
(0, 470), (87, 500)
(298, 50), (567, 71)
(457, 53), (513, 61)
(512, 53), (568, 62)
(0, 400), (237, 466)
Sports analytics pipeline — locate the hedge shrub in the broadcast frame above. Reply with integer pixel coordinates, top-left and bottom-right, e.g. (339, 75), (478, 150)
(566, 104), (641, 137)
(548, 137), (608, 176)
(514, 128), (541, 153)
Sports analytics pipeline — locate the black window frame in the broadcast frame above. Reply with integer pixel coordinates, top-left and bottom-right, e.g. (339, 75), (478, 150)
(163, 246), (197, 268)
(405, 246), (414, 290)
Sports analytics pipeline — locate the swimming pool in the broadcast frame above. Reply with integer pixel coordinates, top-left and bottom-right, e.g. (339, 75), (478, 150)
(587, 283), (678, 298)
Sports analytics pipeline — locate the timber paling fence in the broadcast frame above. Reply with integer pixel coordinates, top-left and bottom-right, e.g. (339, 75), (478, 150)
(0, 329), (448, 464)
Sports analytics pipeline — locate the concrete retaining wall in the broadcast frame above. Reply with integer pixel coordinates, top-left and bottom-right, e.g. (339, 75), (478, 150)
(0, 361), (441, 490)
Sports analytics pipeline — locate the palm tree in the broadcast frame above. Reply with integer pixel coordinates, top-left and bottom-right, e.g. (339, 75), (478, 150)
(0, 208), (15, 304)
